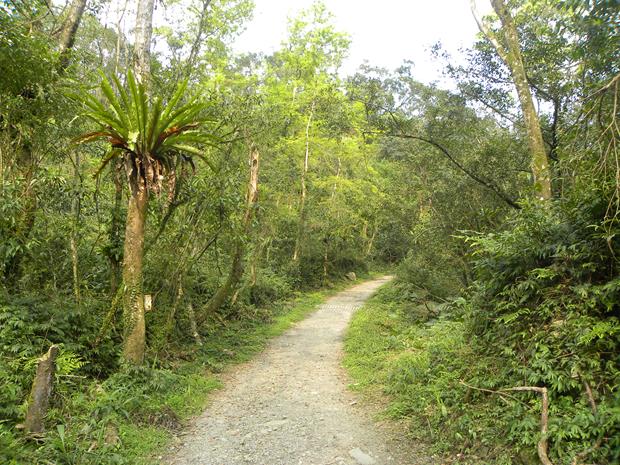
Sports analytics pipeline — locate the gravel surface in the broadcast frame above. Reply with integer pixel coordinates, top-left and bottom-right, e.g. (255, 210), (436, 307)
(165, 277), (429, 465)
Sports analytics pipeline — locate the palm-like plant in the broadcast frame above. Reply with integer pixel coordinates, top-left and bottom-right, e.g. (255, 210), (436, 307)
(73, 70), (213, 364)
(75, 70), (213, 193)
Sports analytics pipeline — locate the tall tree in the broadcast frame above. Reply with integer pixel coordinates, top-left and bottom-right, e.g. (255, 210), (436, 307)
(203, 141), (260, 315)
(110, 0), (155, 364)
(133, 0), (155, 83)
(57, 0), (88, 68)
(75, 73), (210, 364)
(270, 2), (350, 263)
(471, 0), (552, 201)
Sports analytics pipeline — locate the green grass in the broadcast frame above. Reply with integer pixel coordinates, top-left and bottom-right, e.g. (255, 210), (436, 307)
(1, 281), (361, 465)
(343, 280), (520, 464)
(112, 286), (349, 463)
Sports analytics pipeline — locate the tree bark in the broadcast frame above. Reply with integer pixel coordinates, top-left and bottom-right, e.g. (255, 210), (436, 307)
(473, 0), (552, 201)
(292, 101), (315, 262)
(109, 161), (124, 294)
(58, 0), (87, 69)
(365, 223), (377, 257)
(70, 153), (82, 304)
(24, 345), (59, 434)
(121, 186), (148, 364)
(203, 143), (260, 315)
(187, 301), (202, 345)
(133, 0), (155, 84)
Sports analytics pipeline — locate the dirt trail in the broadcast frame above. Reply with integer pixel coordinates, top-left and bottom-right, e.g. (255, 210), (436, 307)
(166, 277), (428, 465)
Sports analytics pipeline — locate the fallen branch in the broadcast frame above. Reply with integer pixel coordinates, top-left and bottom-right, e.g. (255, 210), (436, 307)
(459, 381), (552, 465)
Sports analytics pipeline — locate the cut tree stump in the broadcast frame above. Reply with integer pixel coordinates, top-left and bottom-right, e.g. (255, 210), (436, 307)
(24, 344), (59, 434)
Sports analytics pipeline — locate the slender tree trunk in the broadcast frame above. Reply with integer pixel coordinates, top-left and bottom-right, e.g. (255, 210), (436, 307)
(182, 0), (213, 79)
(109, 161), (124, 294)
(187, 302), (202, 345)
(121, 186), (148, 364)
(331, 156), (341, 201)
(162, 280), (184, 344)
(70, 153), (81, 304)
(292, 101), (315, 262)
(323, 240), (329, 283)
(58, 0), (87, 69)
(203, 144), (260, 315)
(473, 0), (552, 201)
(365, 223), (377, 257)
(114, 0), (130, 75)
(133, 0), (155, 84)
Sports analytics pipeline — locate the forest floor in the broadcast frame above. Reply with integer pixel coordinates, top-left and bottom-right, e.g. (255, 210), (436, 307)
(165, 276), (431, 465)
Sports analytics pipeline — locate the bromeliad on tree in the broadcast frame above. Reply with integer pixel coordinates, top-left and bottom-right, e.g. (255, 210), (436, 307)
(72, 70), (215, 364)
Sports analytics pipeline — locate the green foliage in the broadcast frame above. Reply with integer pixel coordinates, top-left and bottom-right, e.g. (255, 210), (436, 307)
(459, 198), (620, 464)
(73, 70), (215, 189)
(247, 268), (294, 307)
(2, 0), (619, 463)
(0, 295), (117, 421)
(0, 285), (340, 464)
(347, 196), (620, 464)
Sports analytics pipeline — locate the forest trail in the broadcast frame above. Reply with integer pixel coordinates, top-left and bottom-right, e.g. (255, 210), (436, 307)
(166, 277), (428, 465)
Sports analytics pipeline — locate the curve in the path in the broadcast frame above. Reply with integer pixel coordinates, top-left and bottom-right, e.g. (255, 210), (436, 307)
(166, 276), (425, 465)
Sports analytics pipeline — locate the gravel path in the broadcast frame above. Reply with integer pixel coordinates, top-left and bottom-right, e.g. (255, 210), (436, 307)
(166, 277), (427, 465)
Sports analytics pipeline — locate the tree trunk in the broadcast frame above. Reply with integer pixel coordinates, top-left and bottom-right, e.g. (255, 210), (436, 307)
(292, 101), (315, 262)
(133, 0), (155, 84)
(323, 240), (329, 283)
(113, 0), (130, 74)
(23, 345), (59, 434)
(187, 301), (202, 345)
(473, 0), (552, 201)
(121, 187), (148, 364)
(109, 161), (124, 294)
(365, 223), (377, 257)
(203, 144), (260, 315)
(70, 153), (81, 304)
(161, 279), (183, 346)
(58, 0), (87, 69)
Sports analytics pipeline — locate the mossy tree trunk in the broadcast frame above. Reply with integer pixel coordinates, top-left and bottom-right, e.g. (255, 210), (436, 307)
(473, 0), (552, 201)
(204, 143), (260, 315)
(121, 186), (148, 364)
(292, 101), (315, 262)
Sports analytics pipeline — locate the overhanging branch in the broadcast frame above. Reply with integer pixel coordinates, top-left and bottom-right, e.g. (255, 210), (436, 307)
(387, 132), (521, 209)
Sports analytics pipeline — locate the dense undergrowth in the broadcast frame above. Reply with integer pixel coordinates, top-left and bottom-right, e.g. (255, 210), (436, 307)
(345, 199), (620, 465)
(0, 276), (361, 464)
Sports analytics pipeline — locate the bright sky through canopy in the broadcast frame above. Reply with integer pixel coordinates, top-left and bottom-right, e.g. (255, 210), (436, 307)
(234, 0), (493, 82)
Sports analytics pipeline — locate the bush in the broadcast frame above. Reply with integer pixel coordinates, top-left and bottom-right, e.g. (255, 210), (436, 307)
(346, 197), (620, 464)
(459, 197), (620, 464)
(249, 268), (294, 307)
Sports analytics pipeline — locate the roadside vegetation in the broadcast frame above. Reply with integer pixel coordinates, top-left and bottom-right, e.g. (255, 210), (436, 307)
(1, 281), (361, 463)
(345, 2), (620, 463)
(1, 0), (619, 464)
